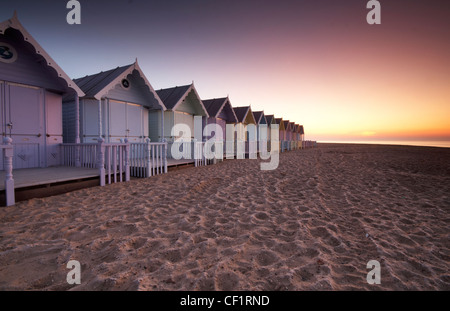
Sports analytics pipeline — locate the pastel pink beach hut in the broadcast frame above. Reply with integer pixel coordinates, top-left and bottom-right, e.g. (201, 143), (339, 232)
(274, 118), (286, 152)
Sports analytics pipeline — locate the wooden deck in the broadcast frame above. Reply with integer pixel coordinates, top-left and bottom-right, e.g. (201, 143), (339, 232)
(167, 158), (195, 168)
(0, 167), (99, 191)
(0, 159), (197, 191)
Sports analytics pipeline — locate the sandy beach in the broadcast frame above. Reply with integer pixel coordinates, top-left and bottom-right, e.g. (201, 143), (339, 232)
(0, 143), (449, 290)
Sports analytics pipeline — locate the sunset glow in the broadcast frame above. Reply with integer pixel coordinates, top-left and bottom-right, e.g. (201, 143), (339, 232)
(1, 0), (449, 144)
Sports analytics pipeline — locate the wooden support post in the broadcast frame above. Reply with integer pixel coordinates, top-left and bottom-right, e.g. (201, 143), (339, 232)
(124, 138), (130, 182)
(3, 137), (15, 206)
(75, 95), (81, 167)
(97, 137), (105, 186)
(145, 138), (151, 178)
(193, 139), (198, 167)
(162, 138), (168, 173)
(98, 99), (103, 138)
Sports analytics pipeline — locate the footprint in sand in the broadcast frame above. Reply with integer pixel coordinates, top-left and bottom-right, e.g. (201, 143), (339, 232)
(255, 250), (279, 267)
(215, 271), (240, 290)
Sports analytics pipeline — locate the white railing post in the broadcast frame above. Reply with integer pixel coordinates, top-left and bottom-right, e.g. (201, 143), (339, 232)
(193, 139), (198, 167)
(75, 144), (81, 167)
(124, 139), (130, 182)
(163, 139), (168, 173)
(145, 138), (151, 178)
(3, 137), (15, 206)
(97, 138), (105, 186)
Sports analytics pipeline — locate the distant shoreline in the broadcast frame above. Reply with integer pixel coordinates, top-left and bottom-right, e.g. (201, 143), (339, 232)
(317, 141), (450, 149)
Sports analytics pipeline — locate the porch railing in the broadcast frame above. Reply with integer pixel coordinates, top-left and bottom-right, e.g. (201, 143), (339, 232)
(60, 143), (98, 168)
(60, 139), (131, 186)
(130, 140), (168, 178)
(1, 137), (14, 206)
(303, 140), (317, 148)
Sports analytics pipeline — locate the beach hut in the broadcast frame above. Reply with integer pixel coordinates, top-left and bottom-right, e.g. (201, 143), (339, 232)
(0, 13), (84, 169)
(293, 124), (300, 149)
(264, 115), (277, 152)
(274, 118), (286, 152)
(283, 120), (291, 151)
(299, 125), (305, 148)
(63, 61), (165, 144)
(289, 122), (296, 150)
(202, 97), (238, 159)
(152, 84), (208, 160)
(252, 111), (267, 154)
(233, 106), (257, 158)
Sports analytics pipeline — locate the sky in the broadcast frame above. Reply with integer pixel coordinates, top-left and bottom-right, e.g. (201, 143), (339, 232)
(1, 0), (449, 142)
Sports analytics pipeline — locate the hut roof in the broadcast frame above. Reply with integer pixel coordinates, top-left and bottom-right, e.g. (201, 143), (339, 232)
(233, 106), (256, 124)
(289, 122), (295, 131)
(74, 65), (131, 98)
(73, 61), (165, 109)
(156, 84), (191, 110)
(253, 111), (267, 125)
(156, 83), (208, 116)
(265, 115), (275, 124)
(0, 12), (84, 97)
(275, 118), (286, 131)
(202, 97), (238, 122)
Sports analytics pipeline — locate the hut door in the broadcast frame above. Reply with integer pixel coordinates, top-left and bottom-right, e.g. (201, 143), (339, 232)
(109, 100), (127, 142)
(45, 91), (63, 167)
(126, 103), (143, 143)
(5, 83), (45, 169)
(109, 100), (147, 143)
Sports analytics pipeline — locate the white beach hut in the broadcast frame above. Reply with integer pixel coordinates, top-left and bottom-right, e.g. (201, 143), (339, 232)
(63, 61), (165, 144)
(0, 12), (84, 169)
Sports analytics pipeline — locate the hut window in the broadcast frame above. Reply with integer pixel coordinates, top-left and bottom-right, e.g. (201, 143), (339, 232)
(121, 79), (130, 89)
(0, 42), (18, 63)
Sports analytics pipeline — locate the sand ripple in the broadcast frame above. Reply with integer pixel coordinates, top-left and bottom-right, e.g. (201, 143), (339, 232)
(0, 144), (449, 290)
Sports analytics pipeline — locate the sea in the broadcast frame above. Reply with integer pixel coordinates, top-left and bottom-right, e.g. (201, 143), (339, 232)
(318, 140), (450, 148)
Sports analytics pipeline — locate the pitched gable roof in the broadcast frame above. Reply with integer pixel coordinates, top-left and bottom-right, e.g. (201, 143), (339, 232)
(275, 118), (286, 131)
(253, 111), (266, 125)
(74, 64), (131, 98)
(0, 12), (84, 97)
(156, 84), (191, 110)
(156, 83), (208, 116)
(203, 97), (227, 118)
(265, 115), (275, 124)
(289, 122), (295, 132)
(73, 61), (164, 109)
(202, 97), (238, 122)
(233, 106), (250, 123)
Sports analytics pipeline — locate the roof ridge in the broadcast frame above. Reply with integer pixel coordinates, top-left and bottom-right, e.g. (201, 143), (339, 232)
(74, 64), (133, 95)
